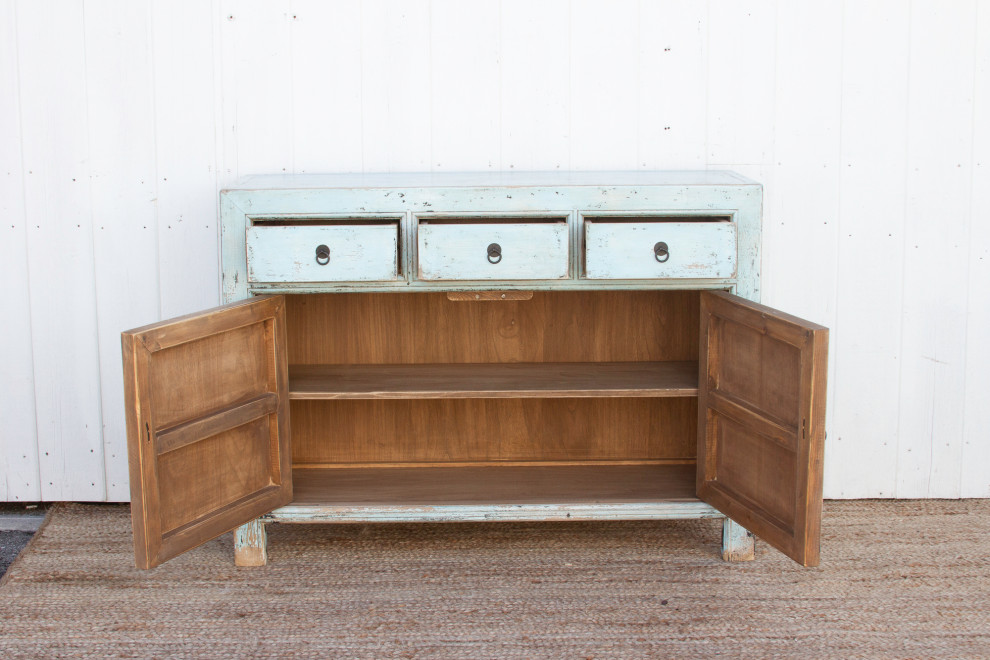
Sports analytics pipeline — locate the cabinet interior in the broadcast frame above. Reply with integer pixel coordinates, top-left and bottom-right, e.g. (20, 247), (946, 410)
(281, 290), (703, 504)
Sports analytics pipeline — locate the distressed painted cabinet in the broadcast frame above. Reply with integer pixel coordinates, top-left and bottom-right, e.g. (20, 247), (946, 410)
(121, 171), (828, 570)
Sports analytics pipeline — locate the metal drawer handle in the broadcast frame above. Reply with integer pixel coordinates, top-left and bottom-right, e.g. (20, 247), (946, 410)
(654, 241), (670, 263)
(315, 244), (330, 265)
(487, 243), (502, 264)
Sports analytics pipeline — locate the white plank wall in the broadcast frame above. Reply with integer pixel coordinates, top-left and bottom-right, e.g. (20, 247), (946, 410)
(963, 1), (990, 498)
(152, 0), (221, 320)
(830, 0), (911, 498)
(898, 0), (977, 499)
(0, 0), (40, 501)
(85, 0), (160, 502)
(16, 1), (106, 501)
(0, 0), (987, 500)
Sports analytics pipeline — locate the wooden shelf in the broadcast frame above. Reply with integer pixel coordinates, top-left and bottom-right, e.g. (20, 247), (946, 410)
(290, 464), (699, 506)
(288, 361), (698, 400)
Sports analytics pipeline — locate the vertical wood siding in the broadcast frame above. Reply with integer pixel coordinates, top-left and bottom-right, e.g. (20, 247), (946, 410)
(1, 0), (987, 500)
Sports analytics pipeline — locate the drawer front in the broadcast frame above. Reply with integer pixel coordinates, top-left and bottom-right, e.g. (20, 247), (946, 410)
(418, 222), (569, 281)
(585, 221), (736, 279)
(246, 224), (399, 283)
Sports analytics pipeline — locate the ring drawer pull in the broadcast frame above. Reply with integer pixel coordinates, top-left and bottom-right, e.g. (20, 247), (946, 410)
(487, 243), (502, 264)
(654, 241), (670, 263)
(315, 244), (330, 265)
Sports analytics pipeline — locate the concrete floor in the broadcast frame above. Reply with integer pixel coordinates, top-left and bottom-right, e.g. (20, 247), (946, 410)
(0, 504), (47, 578)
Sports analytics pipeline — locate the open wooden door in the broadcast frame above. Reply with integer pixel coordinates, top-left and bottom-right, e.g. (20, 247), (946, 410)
(698, 291), (828, 566)
(121, 296), (292, 569)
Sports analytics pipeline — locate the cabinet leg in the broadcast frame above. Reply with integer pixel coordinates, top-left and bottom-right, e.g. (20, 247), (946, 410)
(721, 518), (755, 562)
(234, 518), (268, 567)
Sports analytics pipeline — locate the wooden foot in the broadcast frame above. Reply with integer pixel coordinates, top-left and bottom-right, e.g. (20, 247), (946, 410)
(234, 518), (268, 566)
(721, 518), (755, 562)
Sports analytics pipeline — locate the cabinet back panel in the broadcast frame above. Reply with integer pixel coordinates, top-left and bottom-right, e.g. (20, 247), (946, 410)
(285, 291), (700, 365)
(290, 398), (698, 465)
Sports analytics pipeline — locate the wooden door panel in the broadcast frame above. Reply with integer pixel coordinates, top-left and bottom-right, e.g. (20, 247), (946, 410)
(708, 411), (797, 531)
(715, 318), (802, 427)
(148, 322), (272, 428)
(122, 296), (291, 569)
(156, 417), (276, 533)
(698, 291), (828, 566)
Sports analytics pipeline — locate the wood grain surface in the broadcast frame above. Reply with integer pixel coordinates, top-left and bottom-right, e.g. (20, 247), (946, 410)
(290, 397), (697, 465)
(697, 290), (828, 567)
(290, 464), (698, 505)
(121, 296), (292, 569)
(285, 291), (700, 365)
(446, 291), (534, 301)
(288, 361), (698, 399)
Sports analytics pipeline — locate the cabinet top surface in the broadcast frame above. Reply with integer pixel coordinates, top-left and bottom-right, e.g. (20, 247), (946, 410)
(224, 170), (759, 192)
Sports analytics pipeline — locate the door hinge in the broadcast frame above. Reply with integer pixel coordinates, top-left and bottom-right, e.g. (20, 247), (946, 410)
(802, 418), (806, 439)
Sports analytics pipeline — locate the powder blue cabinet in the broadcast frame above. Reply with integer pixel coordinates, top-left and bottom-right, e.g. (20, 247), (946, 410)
(123, 171), (827, 569)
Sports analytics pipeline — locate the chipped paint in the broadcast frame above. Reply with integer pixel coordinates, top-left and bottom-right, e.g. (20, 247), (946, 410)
(721, 518), (756, 562)
(265, 501), (724, 524)
(246, 224), (399, 283)
(220, 174), (762, 300)
(233, 518), (267, 567)
(418, 221), (570, 281)
(216, 172), (764, 567)
(585, 220), (737, 280)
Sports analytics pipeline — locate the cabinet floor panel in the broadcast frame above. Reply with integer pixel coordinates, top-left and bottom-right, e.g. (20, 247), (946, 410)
(289, 464), (698, 506)
(289, 361), (698, 399)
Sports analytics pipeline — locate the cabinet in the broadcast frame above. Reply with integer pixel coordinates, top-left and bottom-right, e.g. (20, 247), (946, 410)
(122, 171), (828, 570)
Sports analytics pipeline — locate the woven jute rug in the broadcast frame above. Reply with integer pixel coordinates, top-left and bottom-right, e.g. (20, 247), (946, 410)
(0, 501), (988, 658)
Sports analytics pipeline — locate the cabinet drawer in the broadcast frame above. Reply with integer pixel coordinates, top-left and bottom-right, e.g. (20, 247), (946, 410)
(246, 224), (399, 283)
(584, 220), (736, 279)
(418, 220), (569, 281)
